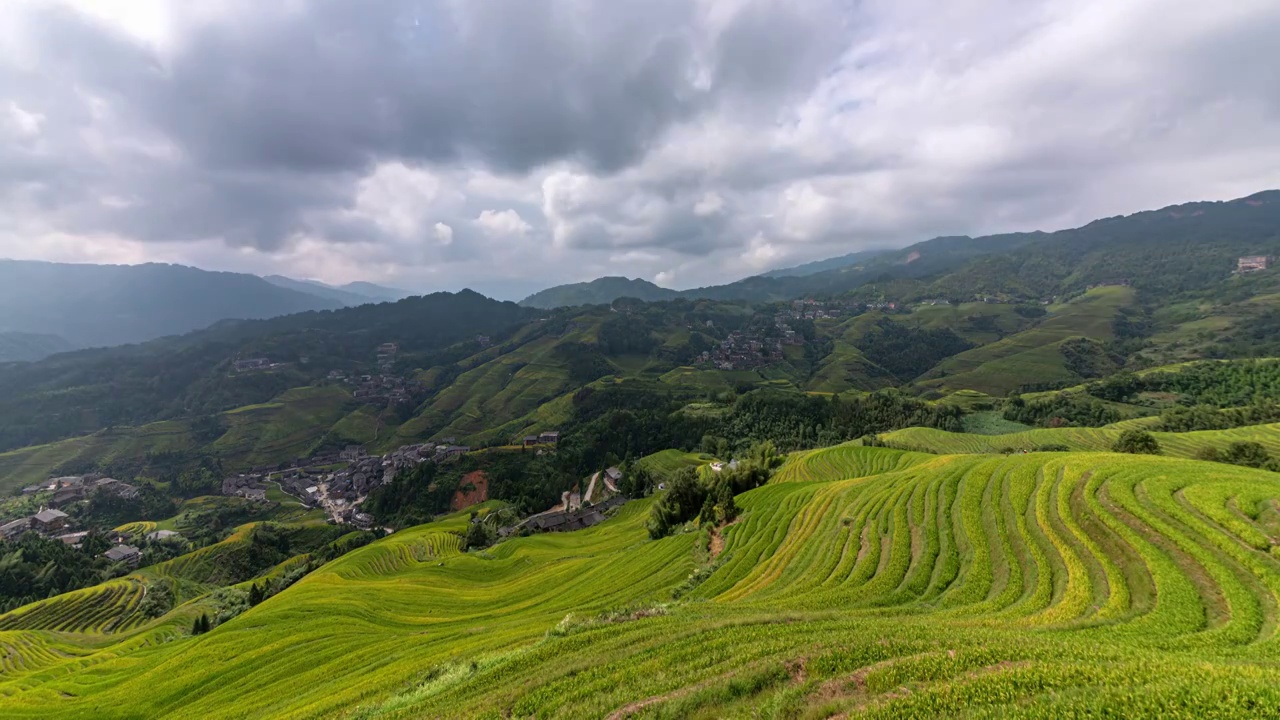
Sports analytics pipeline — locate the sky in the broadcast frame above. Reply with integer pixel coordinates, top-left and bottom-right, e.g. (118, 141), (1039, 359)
(3, 1), (1280, 301)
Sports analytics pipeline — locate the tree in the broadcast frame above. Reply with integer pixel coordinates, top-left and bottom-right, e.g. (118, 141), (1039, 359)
(1112, 429), (1161, 455)
(248, 582), (264, 606)
(1223, 441), (1273, 469)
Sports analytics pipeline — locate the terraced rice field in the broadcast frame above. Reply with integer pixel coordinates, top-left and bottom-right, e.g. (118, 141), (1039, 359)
(772, 443), (935, 483)
(882, 421), (1280, 457)
(0, 579), (148, 635)
(5, 447), (1280, 717)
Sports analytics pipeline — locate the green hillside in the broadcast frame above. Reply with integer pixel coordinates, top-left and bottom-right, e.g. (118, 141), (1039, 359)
(915, 285), (1135, 395)
(4, 447), (1280, 717)
(882, 421), (1280, 457)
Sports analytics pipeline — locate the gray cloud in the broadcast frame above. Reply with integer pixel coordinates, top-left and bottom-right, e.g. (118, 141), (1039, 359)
(2, 0), (1280, 297)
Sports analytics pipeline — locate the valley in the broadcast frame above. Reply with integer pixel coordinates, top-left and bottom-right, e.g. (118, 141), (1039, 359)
(1, 192), (1280, 717)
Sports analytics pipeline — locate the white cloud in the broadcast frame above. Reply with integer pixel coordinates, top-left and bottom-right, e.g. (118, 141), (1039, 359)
(3, 0), (1280, 295)
(347, 162), (458, 241)
(475, 208), (531, 237)
(433, 222), (453, 246)
(693, 191), (724, 216)
(5, 101), (43, 137)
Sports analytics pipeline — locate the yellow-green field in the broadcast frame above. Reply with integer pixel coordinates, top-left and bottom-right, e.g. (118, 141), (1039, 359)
(882, 421), (1280, 457)
(4, 442), (1280, 717)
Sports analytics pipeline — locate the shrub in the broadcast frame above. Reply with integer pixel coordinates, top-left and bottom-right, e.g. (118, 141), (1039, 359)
(1112, 430), (1161, 455)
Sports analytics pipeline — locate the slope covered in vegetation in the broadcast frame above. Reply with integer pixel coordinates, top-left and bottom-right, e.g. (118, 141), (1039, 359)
(5, 447), (1280, 718)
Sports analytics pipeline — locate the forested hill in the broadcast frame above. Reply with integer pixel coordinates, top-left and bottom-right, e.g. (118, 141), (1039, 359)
(0, 290), (534, 453)
(0, 261), (345, 353)
(520, 276), (679, 308)
(516, 190), (1280, 309)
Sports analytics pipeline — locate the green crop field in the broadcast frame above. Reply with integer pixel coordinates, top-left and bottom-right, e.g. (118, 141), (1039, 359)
(4, 443), (1280, 717)
(915, 286), (1135, 395)
(882, 421), (1280, 457)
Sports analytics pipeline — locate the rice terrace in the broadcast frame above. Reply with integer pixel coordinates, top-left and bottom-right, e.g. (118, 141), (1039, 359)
(3, 439), (1280, 718)
(5, 2), (1280, 718)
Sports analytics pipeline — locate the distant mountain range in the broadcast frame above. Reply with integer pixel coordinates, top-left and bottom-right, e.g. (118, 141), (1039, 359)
(519, 232), (1045, 309)
(520, 191), (1280, 309)
(263, 276), (412, 306)
(0, 261), (421, 362)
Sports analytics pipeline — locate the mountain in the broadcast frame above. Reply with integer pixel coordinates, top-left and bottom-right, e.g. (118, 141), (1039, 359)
(761, 247), (891, 277)
(0, 261), (343, 351)
(264, 276), (414, 306)
(339, 281), (413, 303)
(520, 191), (1280, 309)
(0, 331), (73, 363)
(263, 276), (374, 306)
(0, 289), (534, 455)
(520, 276), (679, 308)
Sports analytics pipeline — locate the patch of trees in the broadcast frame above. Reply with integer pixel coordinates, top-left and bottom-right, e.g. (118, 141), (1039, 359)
(853, 318), (974, 382)
(647, 443), (780, 539)
(1003, 394), (1122, 428)
(1157, 403), (1280, 432)
(1112, 430), (1161, 455)
(0, 532), (119, 613)
(1196, 441), (1280, 472)
(1087, 361), (1280, 407)
(1059, 338), (1124, 379)
(553, 342), (616, 384)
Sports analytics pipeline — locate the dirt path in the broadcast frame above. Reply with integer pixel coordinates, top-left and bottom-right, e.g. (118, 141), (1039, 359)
(584, 472), (599, 504)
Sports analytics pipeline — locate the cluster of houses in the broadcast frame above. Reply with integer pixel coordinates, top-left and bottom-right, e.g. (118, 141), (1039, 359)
(521, 430), (561, 448)
(698, 332), (788, 371)
(0, 502), (178, 568)
(1238, 255), (1273, 273)
(778, 299), (857, 322)
(20, 475), (139, 507)
(220, 440), (474, 527)
(232, 357), (285, 373)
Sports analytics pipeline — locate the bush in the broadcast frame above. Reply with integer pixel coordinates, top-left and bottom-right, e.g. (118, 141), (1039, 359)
(1222, 441), (1273, 469)
(1112, 430), (1161, 455)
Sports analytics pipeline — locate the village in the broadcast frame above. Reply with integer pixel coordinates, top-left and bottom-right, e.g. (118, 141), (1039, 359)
(0, 474), (175, 568)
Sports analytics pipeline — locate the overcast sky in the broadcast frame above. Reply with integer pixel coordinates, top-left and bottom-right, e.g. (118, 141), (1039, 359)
(4, 1), (1280, 300)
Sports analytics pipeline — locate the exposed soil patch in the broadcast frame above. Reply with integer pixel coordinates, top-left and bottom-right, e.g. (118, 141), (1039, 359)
(451, 471), (489, 511)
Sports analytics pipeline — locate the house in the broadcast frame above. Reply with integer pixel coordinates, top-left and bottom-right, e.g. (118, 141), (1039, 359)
(31, 509), (69, 533)
(234, 357), (271, 372)
(522, 435), (540, 448)
(147, 530), (181, 542)
(49, 487), (85, 507)
(21, 484), (49, 496)
(1238, 255), (1272, 273)
(537, 431), (561, 444)
(440, 445), (470, 459)
(710, 461), (725, 472)
(0, 518), (30, 540)
(605, 467), (622, 483)
(351, 513), (374, 530)
(340, 445), (366, 461)
(305, 486), (320, 502)
(103, 544), (141, 566)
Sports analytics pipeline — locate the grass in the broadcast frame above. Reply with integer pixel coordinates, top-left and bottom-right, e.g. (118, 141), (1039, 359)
(635, 449), (714, 482)
(5, 442), (1280, 717)
(882, 421), (1280, 457)
(915, 286), (1135, 395)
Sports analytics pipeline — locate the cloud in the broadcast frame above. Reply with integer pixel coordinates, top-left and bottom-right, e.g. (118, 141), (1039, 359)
(433, 222), (453, 246)
(0, 0), (1279, 298)
(475, 209), (531, 237)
